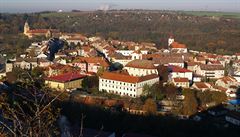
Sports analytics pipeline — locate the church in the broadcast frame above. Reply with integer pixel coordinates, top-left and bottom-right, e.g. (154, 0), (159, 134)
(23, 21), (61, 38)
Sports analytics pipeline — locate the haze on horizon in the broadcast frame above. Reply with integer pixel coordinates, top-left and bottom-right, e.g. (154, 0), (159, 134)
(0, 0), (240, 13)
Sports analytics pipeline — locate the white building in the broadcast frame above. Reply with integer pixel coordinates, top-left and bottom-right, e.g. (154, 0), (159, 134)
(196, 64), (225, 79)
(170, 42), (188, 53)
(115, 50), (148, 57)
(168, 36), (174, 47)
(124, 60), (158, 77)
(153, 57), (185, 68)
(172, 78), (190, 88)
(215, 76), (239, 88)
(99, 72), (159, 98)
(168, 65), (193, 81)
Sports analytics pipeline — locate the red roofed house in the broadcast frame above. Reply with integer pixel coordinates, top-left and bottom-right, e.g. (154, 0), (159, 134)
(192, 82), (213, 91)
(24, 21), (60, 38)
(168, 65), (193, 81)
(72, 57), (110, 73)
(172, 78), (190, 88)
(45, 72), (86, 90)
(124, 60), (158, 77)
(215, 76), (239, 88)
(170, 42), (188, 53)
(196, 64), (225, 79)
(99, 71), (159, 97)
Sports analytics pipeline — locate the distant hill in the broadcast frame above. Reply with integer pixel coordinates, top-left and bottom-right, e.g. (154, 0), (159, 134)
(0, 10), (240, 55)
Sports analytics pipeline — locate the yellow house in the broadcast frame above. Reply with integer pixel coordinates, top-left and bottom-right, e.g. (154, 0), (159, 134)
(45, 72), (86, 90)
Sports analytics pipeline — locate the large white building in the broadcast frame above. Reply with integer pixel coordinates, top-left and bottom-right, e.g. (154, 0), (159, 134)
(124, 60), (158, 77)
(196, 64), (225, 79)
(99, 72), (159, 98)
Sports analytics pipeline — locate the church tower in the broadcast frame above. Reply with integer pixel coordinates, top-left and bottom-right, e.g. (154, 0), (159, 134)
(24, 21), (30, 35)
(168, 36), (174, 47)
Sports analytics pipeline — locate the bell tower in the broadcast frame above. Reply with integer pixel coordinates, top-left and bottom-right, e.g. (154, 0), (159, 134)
(24, 21), (30, 35)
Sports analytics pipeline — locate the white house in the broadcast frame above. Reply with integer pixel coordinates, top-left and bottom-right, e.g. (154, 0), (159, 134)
(153, 57), (185, 68)
(99, 71), (159, 98)
(170, 42), (188, 53)
(196, 64), (225, 79)
(172, 78), (190, 88)
(168, 65), (193, 81)
(124, 60), (158, 77)
(192, 82), (213, 91)
(108, 52), (132, 66)
(215, 76), (239, 88)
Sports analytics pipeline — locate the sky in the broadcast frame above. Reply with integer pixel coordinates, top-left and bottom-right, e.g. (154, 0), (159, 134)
(0, 0), (239, 13)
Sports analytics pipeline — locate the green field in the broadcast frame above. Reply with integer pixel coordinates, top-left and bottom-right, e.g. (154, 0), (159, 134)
(181, 11), (240, 19)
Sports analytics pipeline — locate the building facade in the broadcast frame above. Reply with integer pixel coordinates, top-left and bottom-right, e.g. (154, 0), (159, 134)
(99, 72), (159, 98)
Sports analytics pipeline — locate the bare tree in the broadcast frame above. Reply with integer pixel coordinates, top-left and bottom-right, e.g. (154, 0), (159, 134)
(0, 71), (63, 137)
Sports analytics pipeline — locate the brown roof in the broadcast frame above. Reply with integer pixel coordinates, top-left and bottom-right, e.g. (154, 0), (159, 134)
(218, 76), (237, 84)
(187, 62), (201, 66)
(170, 65), (192, 73)
(173, 78), (189, 82)
(194, 82), (209, 89)
(200, 64), (224, 70)
(100, 72), (159, 83)
(125, 60), (156, 69)
(214, 86), (228, 92)
(153, 57), (184, 64)
(72, 57), (110, 67)
(171, 42), (187, 49)
(45, 72), (86, 83)
(108, 52), (131, 60)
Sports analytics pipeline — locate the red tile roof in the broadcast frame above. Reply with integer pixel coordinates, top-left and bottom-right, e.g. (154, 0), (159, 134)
(218, 76), (237, 84)
(100, 72), (158, 83)
(170, 65), (192, 73)
(173, 78), (189, 83)
(194, 82), (209, 89)
(46, 72), (86, 83)
(171, 42), (187, 49)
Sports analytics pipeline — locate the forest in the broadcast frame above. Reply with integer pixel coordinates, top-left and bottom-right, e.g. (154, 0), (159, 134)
(0, 10), (240, 55)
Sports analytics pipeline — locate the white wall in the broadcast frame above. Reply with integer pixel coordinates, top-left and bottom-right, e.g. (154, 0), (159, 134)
(125, 67), (158, 77)
(99, 77), (159, 98)
(171, 72), (193, 81)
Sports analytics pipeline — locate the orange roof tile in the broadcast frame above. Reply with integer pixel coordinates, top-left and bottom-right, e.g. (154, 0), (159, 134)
(194, 82), (209, 89)
(171, 42), (187, 49)
(46, 72), (86, 83)
(173, 78), (189, 82)
(169, 65), (192, 73)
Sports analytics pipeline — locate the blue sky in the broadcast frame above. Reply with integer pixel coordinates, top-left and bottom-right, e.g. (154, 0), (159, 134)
(0, 0), (239, 13)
